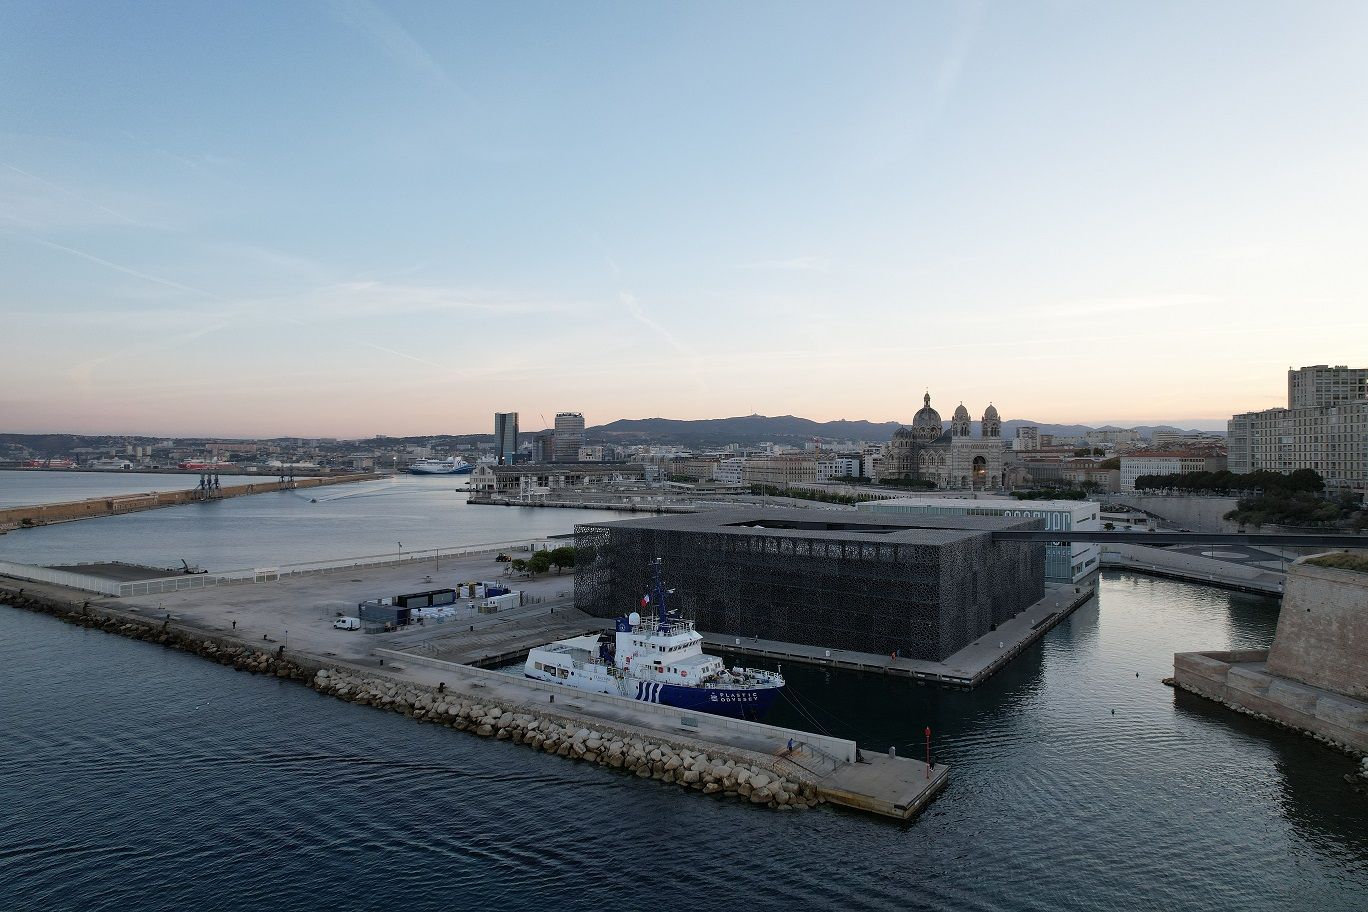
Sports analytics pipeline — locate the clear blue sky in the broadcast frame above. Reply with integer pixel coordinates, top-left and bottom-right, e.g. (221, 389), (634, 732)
(3, 1), (1366, 436)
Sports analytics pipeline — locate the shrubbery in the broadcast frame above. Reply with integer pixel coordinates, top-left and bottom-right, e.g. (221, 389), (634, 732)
(1135, 468), (1323, 495)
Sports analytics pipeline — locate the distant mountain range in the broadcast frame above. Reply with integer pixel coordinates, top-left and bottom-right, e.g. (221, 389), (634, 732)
(576, 415), (1223, 447)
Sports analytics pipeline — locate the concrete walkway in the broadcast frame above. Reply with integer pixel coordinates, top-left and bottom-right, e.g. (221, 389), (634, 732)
(694, 581), (1096, 687)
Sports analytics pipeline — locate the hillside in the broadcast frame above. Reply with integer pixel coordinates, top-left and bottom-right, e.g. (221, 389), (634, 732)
(578, 415), (1220, 447)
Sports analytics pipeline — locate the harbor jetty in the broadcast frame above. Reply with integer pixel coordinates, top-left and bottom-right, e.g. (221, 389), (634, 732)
(0, 472), (379, 531)
(0, 557), (950, 822)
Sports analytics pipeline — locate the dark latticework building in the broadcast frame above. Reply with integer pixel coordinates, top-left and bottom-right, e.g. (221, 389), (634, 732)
(574, 508), (1045, 661)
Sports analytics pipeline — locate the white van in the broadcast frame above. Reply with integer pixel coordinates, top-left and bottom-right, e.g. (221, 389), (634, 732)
(333, 616), (360, 631)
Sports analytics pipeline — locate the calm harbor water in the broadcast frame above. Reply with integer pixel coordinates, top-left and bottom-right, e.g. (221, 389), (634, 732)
(2, 475), (1365, 911)
(0, 471), (614, 569)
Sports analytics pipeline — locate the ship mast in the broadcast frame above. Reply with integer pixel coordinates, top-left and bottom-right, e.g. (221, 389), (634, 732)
(652, 558), (670, 634)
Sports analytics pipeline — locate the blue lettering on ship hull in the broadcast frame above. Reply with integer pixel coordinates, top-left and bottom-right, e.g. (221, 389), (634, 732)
(633, 680), (780, 719)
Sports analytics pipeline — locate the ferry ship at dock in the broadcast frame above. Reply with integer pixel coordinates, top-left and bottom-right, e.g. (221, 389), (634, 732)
(524, 560), (784, 719)
(408, 457), (472, 475)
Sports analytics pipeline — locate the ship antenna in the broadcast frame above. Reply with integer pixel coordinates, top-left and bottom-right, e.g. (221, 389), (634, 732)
(654, 558), (669, 634)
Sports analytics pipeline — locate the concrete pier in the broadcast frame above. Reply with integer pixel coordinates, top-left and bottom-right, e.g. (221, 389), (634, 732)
(0, 472), (379, 531)
(1, 558), (951, 823)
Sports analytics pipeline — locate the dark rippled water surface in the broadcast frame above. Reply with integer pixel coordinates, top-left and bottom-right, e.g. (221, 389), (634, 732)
(3, 572), (1365, 912)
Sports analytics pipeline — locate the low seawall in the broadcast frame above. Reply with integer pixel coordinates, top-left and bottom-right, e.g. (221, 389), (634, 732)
(1169, 552), (1368, 757)
(1101, 543), (1284, 594)
(0, 472), (380, 531)
(1171, 649), (1367, 755)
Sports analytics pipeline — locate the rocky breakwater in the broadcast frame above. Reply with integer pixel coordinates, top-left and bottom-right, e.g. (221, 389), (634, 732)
(311, 668), (823, 811)
(1, 584), (313, 680)
(0, 582), (821, 813)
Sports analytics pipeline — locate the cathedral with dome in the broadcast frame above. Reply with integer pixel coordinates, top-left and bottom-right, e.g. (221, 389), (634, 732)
(880, 392), (1009, 490)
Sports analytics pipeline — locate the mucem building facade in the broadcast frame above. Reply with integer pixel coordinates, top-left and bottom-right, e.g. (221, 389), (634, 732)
(574, 508), (1045, 662)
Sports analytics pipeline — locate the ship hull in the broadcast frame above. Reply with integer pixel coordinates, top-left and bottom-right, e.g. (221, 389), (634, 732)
(522, 671), (781, 720)
(632, 679), (781, 719)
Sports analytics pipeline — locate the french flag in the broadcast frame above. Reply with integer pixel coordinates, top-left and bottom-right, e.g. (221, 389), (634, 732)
(640, 594), (651, 607)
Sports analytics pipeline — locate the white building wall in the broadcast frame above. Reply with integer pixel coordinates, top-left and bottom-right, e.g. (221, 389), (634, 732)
(856, 496), (1101, 583)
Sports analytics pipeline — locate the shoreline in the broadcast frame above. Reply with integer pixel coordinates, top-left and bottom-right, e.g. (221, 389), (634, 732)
(0, 472), (381, 531)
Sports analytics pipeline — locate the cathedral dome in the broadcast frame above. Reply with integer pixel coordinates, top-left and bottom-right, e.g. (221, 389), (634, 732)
(981, 402), (1002, 438)
(953, 403), (970, 421)
(912, 392), (942, 431)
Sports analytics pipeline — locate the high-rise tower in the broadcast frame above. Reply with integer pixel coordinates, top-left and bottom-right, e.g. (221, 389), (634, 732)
(553, 412), (585, 463)
(494, 412), (519, 465)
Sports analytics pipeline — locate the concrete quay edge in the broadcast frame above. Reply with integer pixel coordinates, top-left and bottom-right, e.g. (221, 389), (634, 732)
(1171, 649), (1367, 757)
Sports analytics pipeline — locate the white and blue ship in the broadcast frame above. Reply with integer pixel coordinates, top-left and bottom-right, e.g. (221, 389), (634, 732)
(524, 560), (784, 720)
(408, 457), (473, 475)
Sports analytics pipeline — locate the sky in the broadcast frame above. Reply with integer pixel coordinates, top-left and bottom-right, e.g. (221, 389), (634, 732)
(2, 0), (1367, 437)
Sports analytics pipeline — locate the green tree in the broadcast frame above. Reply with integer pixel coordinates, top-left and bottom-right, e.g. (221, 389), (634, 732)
(549, 546), (576, 573)
(527, 551), (553, 576)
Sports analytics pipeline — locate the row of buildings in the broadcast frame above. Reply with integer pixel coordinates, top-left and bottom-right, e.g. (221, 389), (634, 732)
(1228, 365), (1368, 497)
(493, 411), (586, 465)
(657, 392), (1214, 494)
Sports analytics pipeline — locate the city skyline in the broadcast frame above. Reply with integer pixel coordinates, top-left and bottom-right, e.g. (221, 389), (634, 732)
(4, 2), (1368, 436)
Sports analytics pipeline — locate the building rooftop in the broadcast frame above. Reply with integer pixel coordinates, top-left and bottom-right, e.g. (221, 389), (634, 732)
(483, 462), (641, 475)
(578, 506), (1039, 545)
(860, 495), (1095, 514)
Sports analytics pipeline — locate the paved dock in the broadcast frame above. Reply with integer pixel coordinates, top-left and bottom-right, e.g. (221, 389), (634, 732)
(107, 549), (578, 665)
(405, 611), (598, 667)
(372, 647), (947, 821)
(820, 753), (949, 820)
(699, 580), (1097, 687)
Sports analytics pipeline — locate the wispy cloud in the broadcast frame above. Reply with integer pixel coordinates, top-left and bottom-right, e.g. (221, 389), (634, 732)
(1040, 294), (1219, 318)
(857, 0), (986, 170)
(330, 0), (461, 94)
(296, 280), (576, 319)
(67, 320), (230, 387)
(930, 0), (986, 120)
(0, 161), (146, 227)
(19, 235), (231, 302)
(618, 290), (695, 358)
(740, 256), (832, 272)
(358, 341), (449, 369)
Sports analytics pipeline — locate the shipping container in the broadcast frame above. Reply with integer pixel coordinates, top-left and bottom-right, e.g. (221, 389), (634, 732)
(478, 592), (521, 613)
(357, 601), (411, 626)
(394, 588), (456, 609)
